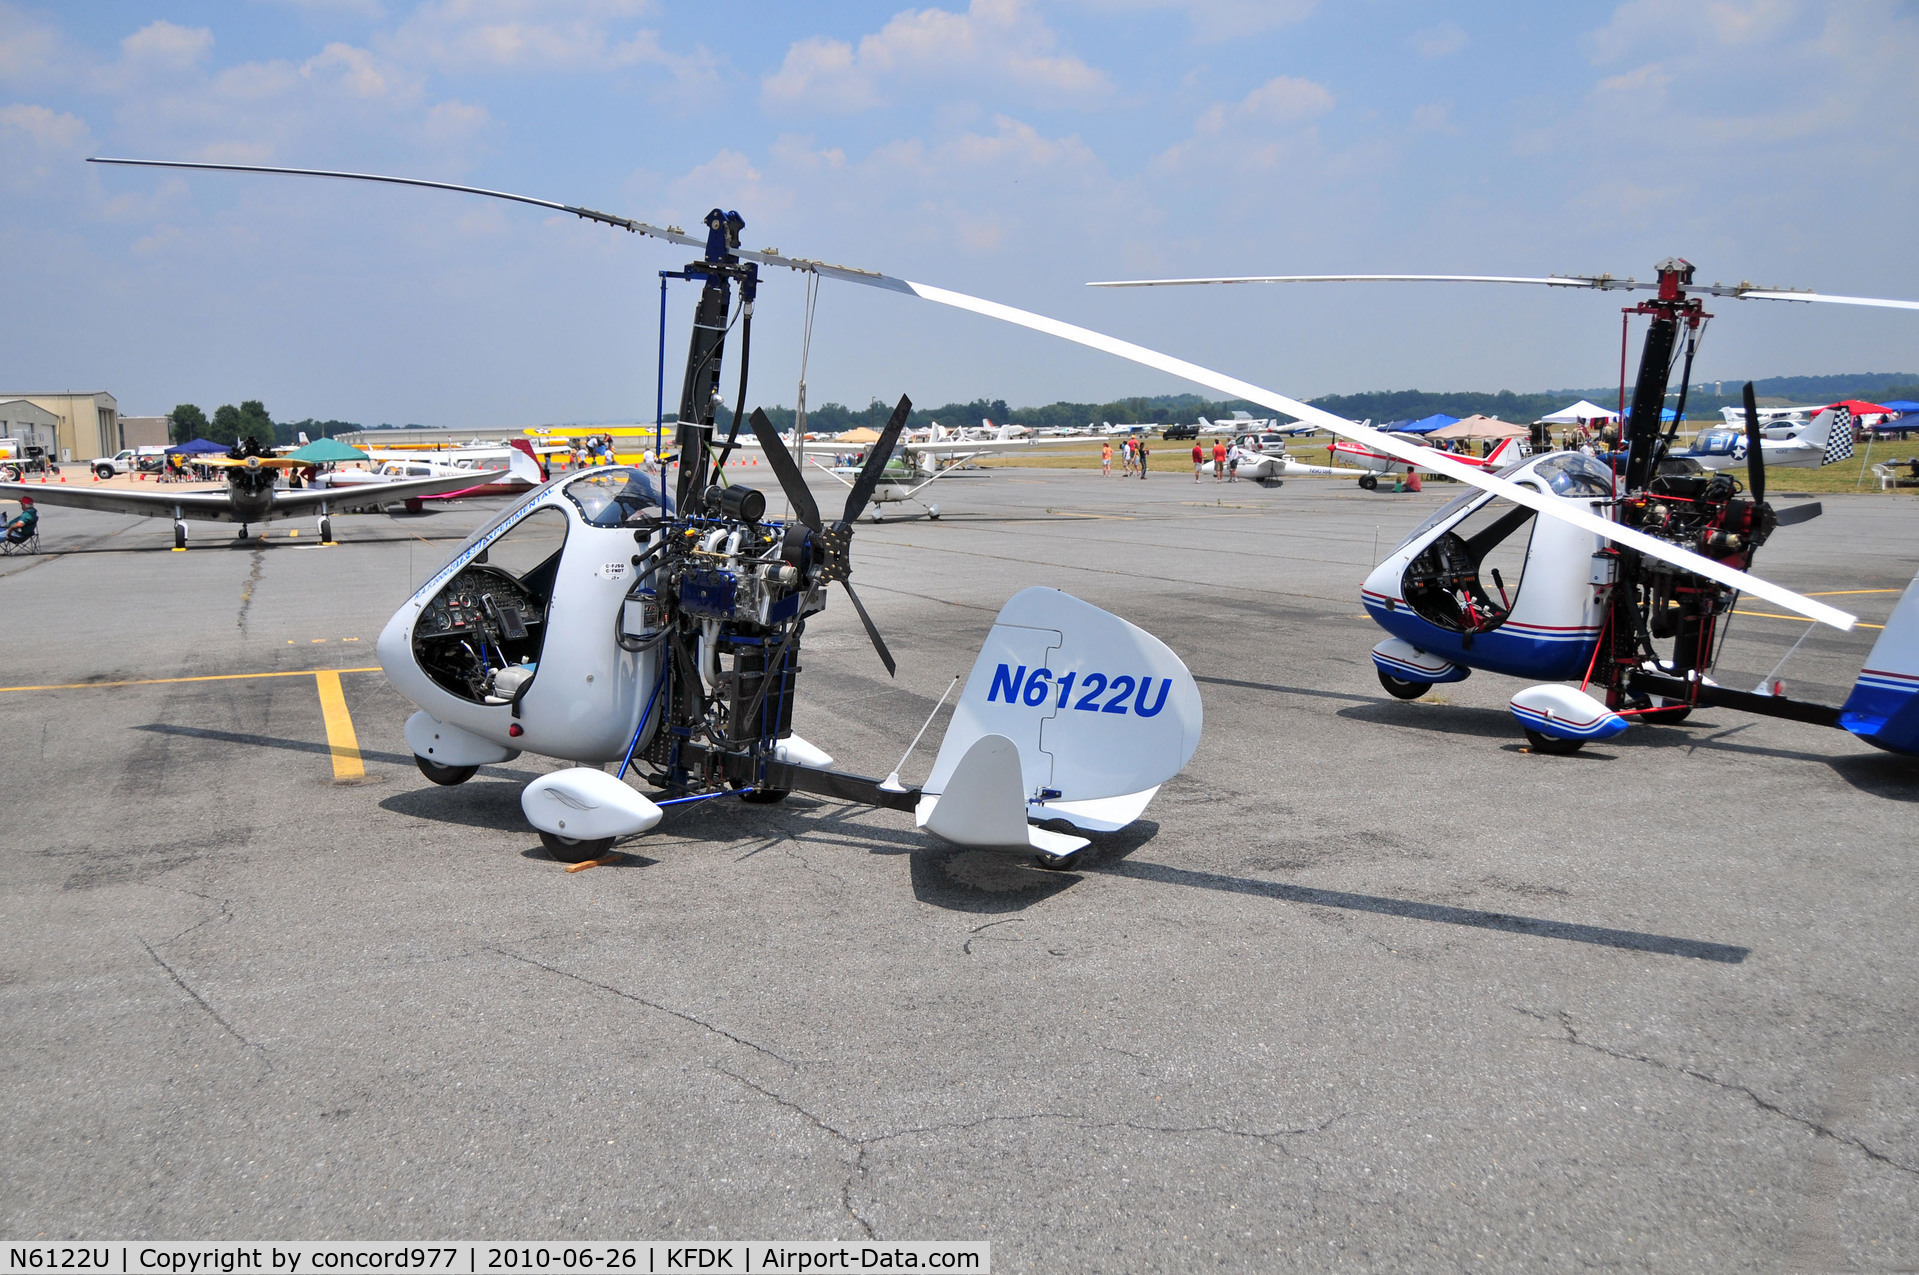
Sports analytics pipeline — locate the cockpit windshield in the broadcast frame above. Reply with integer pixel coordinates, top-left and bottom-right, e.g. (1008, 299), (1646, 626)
(1527, 453), (1616, 496)
(563, 467), (671, 526)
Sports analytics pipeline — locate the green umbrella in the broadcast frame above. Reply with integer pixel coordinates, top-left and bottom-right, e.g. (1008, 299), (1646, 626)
(286, 437), (370, 463)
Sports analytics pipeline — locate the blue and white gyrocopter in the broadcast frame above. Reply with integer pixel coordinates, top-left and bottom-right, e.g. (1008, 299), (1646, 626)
(1089, 261), (1919, 756)
(90, 159), (1919, 852)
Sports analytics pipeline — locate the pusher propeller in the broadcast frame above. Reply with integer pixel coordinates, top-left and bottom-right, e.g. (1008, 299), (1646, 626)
(1742, 382), (1766, 505)
(745, 399), (911, 676)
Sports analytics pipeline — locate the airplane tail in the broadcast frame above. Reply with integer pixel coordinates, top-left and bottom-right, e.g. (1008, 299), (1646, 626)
(1838, 569), (1919, 754)
(1484, 437), (1518, 467)
(914, 588), (1202, 853)
(1803, 407), (1855, 466)
(508, 437), (548, 484)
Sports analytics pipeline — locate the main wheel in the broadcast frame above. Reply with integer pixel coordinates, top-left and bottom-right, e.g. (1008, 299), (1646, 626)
(1034, 847), (1087, 871)
(539, 831), (615, 863)
(319, 516), (333, 543)
(173, 524), (187, 551)
(1524, 729), (1585, 756)
(1377, 668), (1431, 700)
(738, 788), (790, 804)
(1640, 702), (1692, 724)
(414, 756), (477, 786)
(1359, 475), (1378, 491)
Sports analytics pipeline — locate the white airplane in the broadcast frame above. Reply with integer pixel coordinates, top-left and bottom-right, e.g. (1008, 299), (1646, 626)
(1680, 405), (1855, 472)
(316, 438), (547, 502)
(1332, 432), (1527, 490)
(1098, 421), (1154, 436)
(1716, 403), (1822, 431)
(1197, 433), (1346, 484)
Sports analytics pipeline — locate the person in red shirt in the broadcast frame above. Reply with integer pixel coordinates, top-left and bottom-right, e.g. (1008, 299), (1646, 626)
(1212, 439), (1228, 482)
(1191, 440), (1204, 481)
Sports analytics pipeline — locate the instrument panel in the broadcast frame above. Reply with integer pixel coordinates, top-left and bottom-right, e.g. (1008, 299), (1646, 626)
(419, 566), (542, 644)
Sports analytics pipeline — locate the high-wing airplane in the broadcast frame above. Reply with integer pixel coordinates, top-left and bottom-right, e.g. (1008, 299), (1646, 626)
(0, 436), (503, 548)
(1677, 405), (1854, 472)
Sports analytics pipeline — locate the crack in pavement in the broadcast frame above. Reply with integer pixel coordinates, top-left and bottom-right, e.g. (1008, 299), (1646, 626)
(139, 937), (272, 1071)
(716, 1066), (1345, 1240)
(490, 947), (797, 1068)
(236, 542), (267, 633)
(154, 888), (235, 948)
(1517, 1007), (1918, 1178)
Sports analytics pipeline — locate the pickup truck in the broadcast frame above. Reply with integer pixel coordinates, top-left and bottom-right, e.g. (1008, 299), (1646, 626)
(91, 446), (169, 479)
(1159, 423), (1199, 440)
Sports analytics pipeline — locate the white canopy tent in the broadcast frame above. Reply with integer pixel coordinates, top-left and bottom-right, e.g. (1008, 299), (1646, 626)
(1541, 399), (1621, 425)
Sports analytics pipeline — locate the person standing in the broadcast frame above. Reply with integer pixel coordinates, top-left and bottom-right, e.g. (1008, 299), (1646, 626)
(1137, 439), (1150, 480)
(1101, 440), (1112, 476)
(1227, 442), (1242, 483)
(1211, 438), (1227, 483)
(1192, 439), (1204, 482)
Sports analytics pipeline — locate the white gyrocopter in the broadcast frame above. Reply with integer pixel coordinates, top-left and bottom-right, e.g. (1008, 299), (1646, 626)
(87, 161), (1913, 871)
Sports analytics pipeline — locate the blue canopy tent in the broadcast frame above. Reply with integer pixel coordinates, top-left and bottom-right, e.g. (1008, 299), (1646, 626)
(1871, 401), (1919, 437)
(166, 438), (228, 455)
(1398, 413), (1459, 435)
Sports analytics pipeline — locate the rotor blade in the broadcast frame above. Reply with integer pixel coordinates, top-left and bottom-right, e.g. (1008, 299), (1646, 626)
(884, 279), (1856, 631)
(1086, 273), (1643, 291)
(1733, 289), (1919, 310)
(841, 395), (913, 526)
(747, 408), (821, 530)
(1742, 382), (1766, 505)
(87, 157), (919, 292)
(839, 580), (897, 677)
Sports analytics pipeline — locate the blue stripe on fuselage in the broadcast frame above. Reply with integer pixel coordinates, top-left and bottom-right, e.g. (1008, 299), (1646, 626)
(1364, 598), (1597, 681)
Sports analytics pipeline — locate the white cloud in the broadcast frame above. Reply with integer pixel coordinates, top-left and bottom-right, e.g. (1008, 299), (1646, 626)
(0, 103), (92, 193)
(119, 20), (214, 71)
(1588, 0), (1798, 62)
(1064, 0), (1317, 41)
(762, 0), (1110, 114)
(1412, 22), (1467, 59)
(1411, 101), (1454, 134)
(387, 0), (711, 81)
(0, 2), (69, 85)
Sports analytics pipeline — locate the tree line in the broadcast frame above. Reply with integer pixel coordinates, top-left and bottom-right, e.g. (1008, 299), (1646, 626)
(168, 402), (362, 447)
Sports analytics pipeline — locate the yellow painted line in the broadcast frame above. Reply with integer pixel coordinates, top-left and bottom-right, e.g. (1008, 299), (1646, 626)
(1734, 609), (1885, 629)
(314, 670), (365, 782)
(1805, 589), (1902, 596)
(0, 667), (382, 693)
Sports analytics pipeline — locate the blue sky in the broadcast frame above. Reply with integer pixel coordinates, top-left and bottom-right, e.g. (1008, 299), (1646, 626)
(3, 1), (1915, 426)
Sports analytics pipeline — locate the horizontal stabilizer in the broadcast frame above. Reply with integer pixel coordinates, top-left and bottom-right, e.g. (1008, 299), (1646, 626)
(1839, 570), (1919, 754)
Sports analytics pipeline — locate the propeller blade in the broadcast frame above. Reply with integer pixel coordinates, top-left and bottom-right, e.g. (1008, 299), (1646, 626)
(840, 580), (897, 677)
(841, 395), (913, 526)
(1086, 273), (1639, 291)
(747, 408), (821, 531)
(1742, 382), (1766, 505)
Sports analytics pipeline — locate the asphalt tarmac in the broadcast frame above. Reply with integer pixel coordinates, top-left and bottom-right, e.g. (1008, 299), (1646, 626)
(3, 469), (1915, 1270)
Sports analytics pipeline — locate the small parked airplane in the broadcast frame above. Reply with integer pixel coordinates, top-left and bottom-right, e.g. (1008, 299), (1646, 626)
(0, 436), (499, 547)
(1332, 434), (1527, 490)
(318, 439), (547, 502)
(1679, 405), (1854, 472)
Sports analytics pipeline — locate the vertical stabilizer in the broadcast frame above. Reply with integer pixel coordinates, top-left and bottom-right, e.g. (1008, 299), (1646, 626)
(1838, 569), (1919, 753)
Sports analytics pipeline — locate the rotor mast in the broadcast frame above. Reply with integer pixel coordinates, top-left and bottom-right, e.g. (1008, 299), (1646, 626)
(673, 208), (757, 515)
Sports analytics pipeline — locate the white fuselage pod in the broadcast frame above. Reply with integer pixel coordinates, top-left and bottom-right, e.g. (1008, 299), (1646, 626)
(1359, 452), (1612, 683)
(378, 478), (661, 765)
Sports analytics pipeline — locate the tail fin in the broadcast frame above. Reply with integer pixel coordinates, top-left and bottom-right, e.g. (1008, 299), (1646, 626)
(1484, 437), (1517, 466)
(1803, 407), (1856, 466)
(1839, 569), (1919, 753)
(916, 587), (1202, 845)
(507, 437), (547, 484)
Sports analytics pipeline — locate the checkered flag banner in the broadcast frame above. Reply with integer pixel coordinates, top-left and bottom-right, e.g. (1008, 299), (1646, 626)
(1824, 407), (1855, 465)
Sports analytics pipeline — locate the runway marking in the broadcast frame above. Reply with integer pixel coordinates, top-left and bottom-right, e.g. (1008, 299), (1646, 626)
(1806, 589), (1902, 596)
(1734, 609), (1885, 629)
(0, 667), (382, 693)
(313, 670), (365, 782)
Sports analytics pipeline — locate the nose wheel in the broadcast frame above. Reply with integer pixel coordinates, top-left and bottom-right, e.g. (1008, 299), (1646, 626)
(319, 515), (334, 544)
